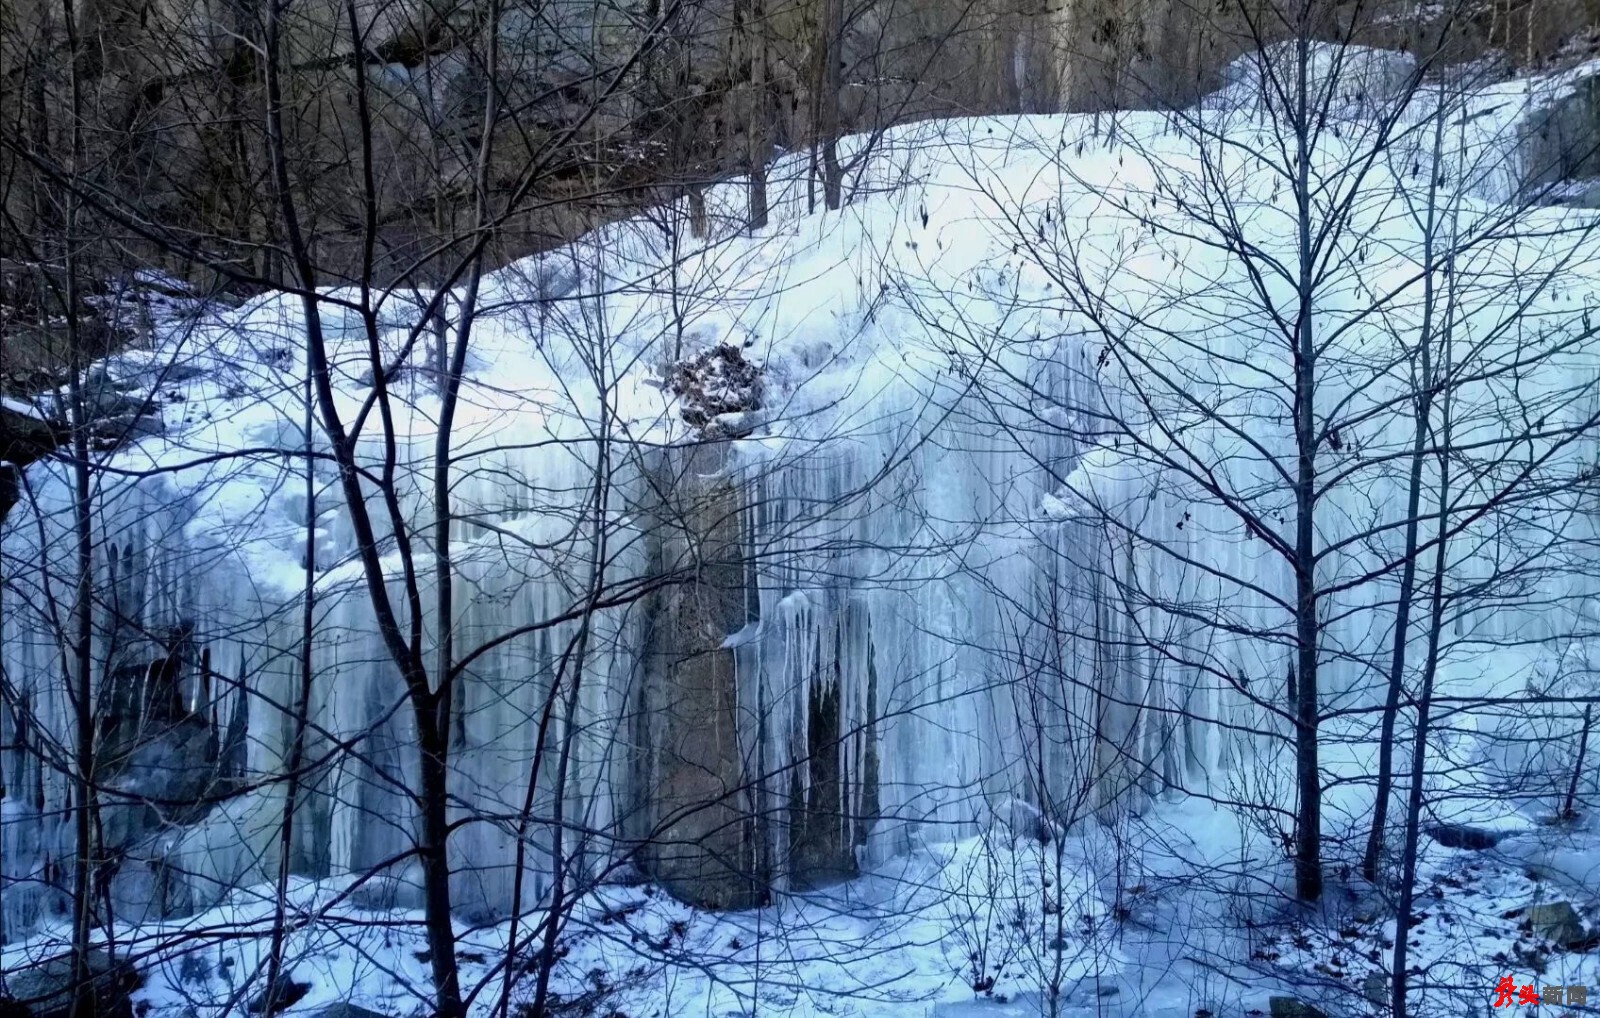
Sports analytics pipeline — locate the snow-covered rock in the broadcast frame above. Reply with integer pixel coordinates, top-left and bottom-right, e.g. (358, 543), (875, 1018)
(1220, 43), (1418, 110)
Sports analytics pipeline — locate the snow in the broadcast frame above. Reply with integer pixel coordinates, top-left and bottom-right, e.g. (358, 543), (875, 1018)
(3, 36), (1600, 1018)
(0, 396), (45, 421)
(2, 806), (1592, 1017)
(0, 833), (1122, 1017)
(1273, 835), (1600, 1016)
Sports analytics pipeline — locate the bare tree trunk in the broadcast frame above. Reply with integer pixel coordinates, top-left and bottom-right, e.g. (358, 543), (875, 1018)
(735, 0), (770, 229)
(414, 718), (462, 1015)
(1289, 21), (1322, 904)
(262, 313), (320, 1016)
(261, 0), (465, 1008)
(1563, 703), (1593, 819)
(421, 0), (504, 1007)
(1363, 101), (1452, 884)
(814, 0), (844, 210)
(1390, 311), (1456, 1018)
(527, 462), (611, 1018)
(65, 198), (100, 1018)
(751, 0), (771, 228)
(56, 0), (103, 1007)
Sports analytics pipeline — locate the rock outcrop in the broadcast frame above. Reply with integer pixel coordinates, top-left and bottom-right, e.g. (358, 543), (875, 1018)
(641, 440), (768, 909)
(1521, 72), (1600, 193)
(0, 950), (140, 1018)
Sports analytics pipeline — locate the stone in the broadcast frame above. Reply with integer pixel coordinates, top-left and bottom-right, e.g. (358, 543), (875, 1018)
(89, 411), (164, 444)
(82, 364), (140, 395)
(702, 409), (765, 440)
(1, 950), (139, 1018)
(0, 464), (16, 528)
(1268, 997), (1326, 1018)
(641, 441), (867, 907)
(101, 352), (207, 388)
(355, 363), (409, 389)
(526, 257), (581, 301)
(643, 441), (769, 910)
(1520, 73), (1600, 189)
(1363, 972), (1389, 1005)
(247, 975), (310, 1014)
(177, 952), (211, 985)
(1528, 901), (1587, 947)
(77, 363), (166, 432)
(1222, 44), (1418, 110)
(1423, 823), (1504, 850)
(80, 383), (146, 420)
(0, 401), (59, 466)
(990, 797), (1061, 845)
(665, 344), (763, 431)
(1541, 178), (1600, 209)
(101, 714), (217, 850)
(932, 992), (1045, 1016)
(312, 1006), (391, 1018)
(349, 860), (426, 911)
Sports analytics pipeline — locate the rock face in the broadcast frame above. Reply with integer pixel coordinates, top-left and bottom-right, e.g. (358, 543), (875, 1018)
(1357, 0), (1600, 69)
(641, 441), (768, 909)
(1528, 901), (1588, 947)
(638, 440), (867, 907)
(0, 0), (1393, 289)
(8, 0), (1600, 299)
(246, 975), (311, 1015)
(989, 796), (1060, 845)
(1424, 823), (1507, 850)
(1268, 997), (1326, 1018)
(1221, 43), (1419, 111)
(784, 662), (857, 891)
(1363, 973), (1389, 1005)
(0, 402), (59, 469)
(311, 1006), (392, 1018)
(0, 403), (57, 527)
(1521, 73), (1600, 190)
(0, 951), (140, 1018)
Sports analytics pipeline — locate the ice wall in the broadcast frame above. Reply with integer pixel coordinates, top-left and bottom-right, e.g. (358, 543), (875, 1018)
(0, 337), (1133, 931)
(0, 464), (303, 938)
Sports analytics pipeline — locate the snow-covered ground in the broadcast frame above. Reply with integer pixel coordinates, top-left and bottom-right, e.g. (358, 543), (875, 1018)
(3, 801), (1595, 1017)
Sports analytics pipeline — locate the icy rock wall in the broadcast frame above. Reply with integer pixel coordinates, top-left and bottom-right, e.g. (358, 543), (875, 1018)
(628, 376), (1094, 906)
(0, 341), (1138, 930)
(0, 468), (301, 940)
(307, 523), (646, 920)
(636, 441), (767, 909)
(1033, 113), (1600, 829)
(711, 358), (1114, 885)
(6, 312), (1598, 936)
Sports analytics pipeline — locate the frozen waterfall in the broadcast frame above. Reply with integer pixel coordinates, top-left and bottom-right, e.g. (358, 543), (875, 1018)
(0, 340), (1153, 935)
(6, 74), (1600, 940)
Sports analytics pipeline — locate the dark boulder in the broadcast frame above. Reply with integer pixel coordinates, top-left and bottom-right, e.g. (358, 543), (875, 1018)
(1528, 901), (1590, 948)
(1423, 824), (1505, 850)
(1268, 997), (1326, 1018)
(1, 950), (139, 1018)
(247, 975), (311, 1015)
(312, 1005), (392, 1018)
